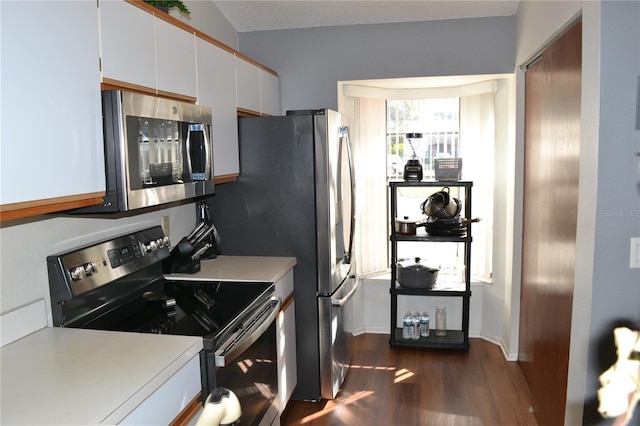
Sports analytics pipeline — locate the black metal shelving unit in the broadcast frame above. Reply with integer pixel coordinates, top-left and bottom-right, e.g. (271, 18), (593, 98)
(389, 180), (473, 352)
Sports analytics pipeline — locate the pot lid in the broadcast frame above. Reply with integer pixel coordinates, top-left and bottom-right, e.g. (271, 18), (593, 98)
(396, 216), (415, 224)
(397, 257), (439, 271)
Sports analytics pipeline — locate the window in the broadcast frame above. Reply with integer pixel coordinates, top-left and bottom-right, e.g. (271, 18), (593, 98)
(349, 85), (495, 283)
(387, 98), (460, 180)
(387, 98), (466, 278)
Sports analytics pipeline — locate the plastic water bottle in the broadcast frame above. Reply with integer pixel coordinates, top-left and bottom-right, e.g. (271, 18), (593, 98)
(420, 312), (430, 337)
(402, 311), (412, 339)
(411, 312), (420, 339)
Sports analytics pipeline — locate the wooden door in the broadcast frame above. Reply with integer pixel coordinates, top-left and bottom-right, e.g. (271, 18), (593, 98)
(519, 20), (582, 426)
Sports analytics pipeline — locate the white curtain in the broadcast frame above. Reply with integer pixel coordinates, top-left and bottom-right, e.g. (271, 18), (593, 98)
(460, 93), (495, 281)
(352, 97), (389, 276)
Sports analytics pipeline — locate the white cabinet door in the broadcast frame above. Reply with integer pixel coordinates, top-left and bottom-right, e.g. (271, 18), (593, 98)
(155, 17), (197, 98)
(236, 57), (261, 113)
(196, 39), (239, 177)
(277, 299), (297, 412)
(275, 270), (297, 411)
(99, 0), (156, 90)
(260, 69), (280, 116)
(0, 0), (104, 204)
(120, 355), (201, 425)
(100, 0), (196, 98)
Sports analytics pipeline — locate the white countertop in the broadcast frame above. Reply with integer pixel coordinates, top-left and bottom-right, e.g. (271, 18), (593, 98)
(167, 255), (297, 283)
(0, 327), (203, 425)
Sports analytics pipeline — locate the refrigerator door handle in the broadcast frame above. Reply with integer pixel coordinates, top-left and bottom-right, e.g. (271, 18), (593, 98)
(340, 125), (356, 265)
(331, 276), (358, 307)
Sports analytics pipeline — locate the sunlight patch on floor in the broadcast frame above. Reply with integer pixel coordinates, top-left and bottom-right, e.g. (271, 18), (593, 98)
(394, 367), (415, 383)
(299, 390), (375, 424)
(424, 411), (482, 424)
(349, 363), (396, 371)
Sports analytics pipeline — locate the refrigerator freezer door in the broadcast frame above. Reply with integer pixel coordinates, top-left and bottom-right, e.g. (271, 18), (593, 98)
(318, 274), (357, 399)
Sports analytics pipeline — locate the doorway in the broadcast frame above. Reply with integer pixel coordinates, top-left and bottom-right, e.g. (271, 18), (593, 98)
(519, 19), (582, 426)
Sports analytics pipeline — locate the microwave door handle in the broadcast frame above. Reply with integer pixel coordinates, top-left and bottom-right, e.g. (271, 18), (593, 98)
(214, 297), (282, 367)
(185, 125), (194, 177)
(203, 125), (211, 179)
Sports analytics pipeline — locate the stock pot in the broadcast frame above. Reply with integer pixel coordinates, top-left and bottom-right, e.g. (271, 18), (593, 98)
(396, 257), (439, 289)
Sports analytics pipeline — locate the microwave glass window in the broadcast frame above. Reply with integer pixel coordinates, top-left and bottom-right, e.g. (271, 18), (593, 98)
(127, 116), (185, 189)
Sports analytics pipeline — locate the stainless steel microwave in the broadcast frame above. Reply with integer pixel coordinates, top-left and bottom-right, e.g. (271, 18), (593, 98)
(75, 90), (214, 213)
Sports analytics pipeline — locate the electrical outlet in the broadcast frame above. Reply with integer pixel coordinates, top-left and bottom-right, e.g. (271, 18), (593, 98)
(631, 237), (640, 268)
(162, 215), (170, 237)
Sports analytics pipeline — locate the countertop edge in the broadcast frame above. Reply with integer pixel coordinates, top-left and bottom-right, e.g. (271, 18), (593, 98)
(102, 339), (203, 424)
(166, 255), (297, 283)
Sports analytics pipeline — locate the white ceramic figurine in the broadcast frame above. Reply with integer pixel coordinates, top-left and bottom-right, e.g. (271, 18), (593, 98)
(598, 327), (640, 426)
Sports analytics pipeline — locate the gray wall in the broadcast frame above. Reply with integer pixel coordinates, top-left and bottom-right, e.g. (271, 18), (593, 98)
(238, 16), (515, 112)
(585, 1), (640, 423)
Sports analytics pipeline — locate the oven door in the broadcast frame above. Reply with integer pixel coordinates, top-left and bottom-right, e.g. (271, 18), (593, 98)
(213, 295), (281, 426)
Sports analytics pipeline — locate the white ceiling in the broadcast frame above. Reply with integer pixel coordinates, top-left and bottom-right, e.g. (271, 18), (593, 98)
(213, 0), (521, 32)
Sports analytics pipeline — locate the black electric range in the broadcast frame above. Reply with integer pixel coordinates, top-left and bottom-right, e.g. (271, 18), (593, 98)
(46, 226), (281, 425)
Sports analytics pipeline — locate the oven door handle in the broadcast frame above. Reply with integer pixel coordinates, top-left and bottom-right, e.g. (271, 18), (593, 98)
(214, 296), (281, 367)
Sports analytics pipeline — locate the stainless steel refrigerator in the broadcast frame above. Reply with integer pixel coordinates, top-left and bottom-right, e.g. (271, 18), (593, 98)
(212, 109), (357, 401)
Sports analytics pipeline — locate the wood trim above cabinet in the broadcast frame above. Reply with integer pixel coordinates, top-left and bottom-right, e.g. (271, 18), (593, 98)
(237, 108), (274, 118)
(125, 0), (195, 35)
(124, 0), (277, 77)
(101, 79), (197, 104)
(235, 52), (279, 77)
(214, 174), (239, 184)
(0, 192), (105, 222)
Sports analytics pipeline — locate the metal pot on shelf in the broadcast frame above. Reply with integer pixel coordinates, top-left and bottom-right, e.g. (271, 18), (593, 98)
(420, 187), (461, 219)
(394, 216), (427, 236)
(396, 257), (439, 289)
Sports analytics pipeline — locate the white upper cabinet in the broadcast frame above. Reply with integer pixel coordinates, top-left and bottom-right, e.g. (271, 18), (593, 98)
(155, 18), (197, 98)
(236, 56), (280, 116)
(99, 0), (197, 98)
(99, 0), (156, 90)
(260, 69), (281, 116)
(235, 57), (262, 113)
(0, 0), (104, 205)
(196, 39), (239, 177)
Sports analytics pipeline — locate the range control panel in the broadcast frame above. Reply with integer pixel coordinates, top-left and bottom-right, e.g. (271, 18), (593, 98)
(47, 226), (171, 298)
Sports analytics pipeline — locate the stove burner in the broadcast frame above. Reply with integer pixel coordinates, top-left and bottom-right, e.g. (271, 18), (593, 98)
(143, 291), (177, 309)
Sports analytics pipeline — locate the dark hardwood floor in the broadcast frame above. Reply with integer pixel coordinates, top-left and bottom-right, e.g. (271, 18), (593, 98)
(281, 334), (538, 426)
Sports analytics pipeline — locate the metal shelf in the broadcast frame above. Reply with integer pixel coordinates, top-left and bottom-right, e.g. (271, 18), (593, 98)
(390, 328), (469, 352)
(392, 233), (471, 243)
(389, 180), (473, 352)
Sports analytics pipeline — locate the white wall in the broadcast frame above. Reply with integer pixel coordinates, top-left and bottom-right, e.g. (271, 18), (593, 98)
(0, 205), (198, 327)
